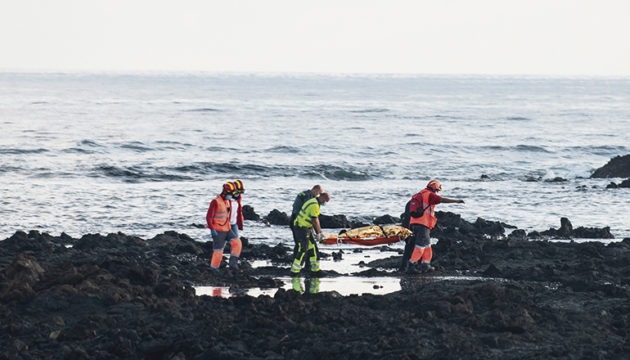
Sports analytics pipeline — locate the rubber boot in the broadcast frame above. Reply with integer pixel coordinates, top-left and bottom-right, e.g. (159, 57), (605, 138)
(406, 262), (421, 274)
(228, 256), (239, 271)
(421, 262), (435, 273)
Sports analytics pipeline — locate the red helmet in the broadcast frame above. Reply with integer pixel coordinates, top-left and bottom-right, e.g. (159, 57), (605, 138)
(426, 180), (442, 192)
(233, 179), (245, 194)
(223, 182), (236, 194)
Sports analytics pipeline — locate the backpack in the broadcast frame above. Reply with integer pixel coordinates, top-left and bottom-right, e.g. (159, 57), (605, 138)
(401, 195), (429, 229)
(401, 200), (412, 229)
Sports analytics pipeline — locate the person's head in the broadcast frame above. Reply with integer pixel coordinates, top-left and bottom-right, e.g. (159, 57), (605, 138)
(311, 184), (324, 197)
(222, 182), (236, 198)
(426, 179), (442, 193)
(317, 192), (331, 205)
(233, 179), (245, 197)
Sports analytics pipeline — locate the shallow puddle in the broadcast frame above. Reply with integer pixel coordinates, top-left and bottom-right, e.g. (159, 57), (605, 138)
(194, 274), (504, 298)
(195, 276), (401, 298)
(196, 247), (505, 298)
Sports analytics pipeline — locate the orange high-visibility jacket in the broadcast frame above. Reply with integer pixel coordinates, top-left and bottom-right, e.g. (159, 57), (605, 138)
(409, 189), (439, 229)
(206, 195), (231, 232)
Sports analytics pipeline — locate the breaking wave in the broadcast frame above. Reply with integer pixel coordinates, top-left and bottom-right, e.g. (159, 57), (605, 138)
(91, 162), (379, 182)
(0, 148), (49, 155)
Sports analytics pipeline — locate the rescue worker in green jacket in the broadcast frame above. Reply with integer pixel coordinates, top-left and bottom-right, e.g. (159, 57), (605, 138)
(290, 192), (331, 276)
(290, 185), (324, 268)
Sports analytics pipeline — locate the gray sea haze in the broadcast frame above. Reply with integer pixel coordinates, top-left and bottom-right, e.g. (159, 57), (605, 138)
(1, 73), (629, 244)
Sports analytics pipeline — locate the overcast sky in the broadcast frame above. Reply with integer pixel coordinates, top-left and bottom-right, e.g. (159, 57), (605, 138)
(1, 0), (629, 75)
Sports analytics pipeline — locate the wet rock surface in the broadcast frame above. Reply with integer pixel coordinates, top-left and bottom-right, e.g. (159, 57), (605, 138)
(606, 178), (630, 189)
(591, 154), (630, 178)
(1, 217), (629, 359)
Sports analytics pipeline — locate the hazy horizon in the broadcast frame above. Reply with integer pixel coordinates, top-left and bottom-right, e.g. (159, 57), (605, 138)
(2, 0), (629, 76)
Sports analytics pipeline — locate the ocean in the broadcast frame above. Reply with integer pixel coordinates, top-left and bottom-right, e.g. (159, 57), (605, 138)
(1, 73), (629, 244)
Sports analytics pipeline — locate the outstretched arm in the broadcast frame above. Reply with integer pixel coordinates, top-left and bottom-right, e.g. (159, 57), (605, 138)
(441, 197), (464, 204)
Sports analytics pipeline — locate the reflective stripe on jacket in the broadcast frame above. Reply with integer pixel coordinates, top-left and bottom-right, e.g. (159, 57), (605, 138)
(208, 195), (231, 232)
(294, 197), (320, 228)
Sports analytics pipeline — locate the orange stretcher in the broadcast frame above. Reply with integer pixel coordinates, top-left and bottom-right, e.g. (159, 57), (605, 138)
(321, 225), (412, 246)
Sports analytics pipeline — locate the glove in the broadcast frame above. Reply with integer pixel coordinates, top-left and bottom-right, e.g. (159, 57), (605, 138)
(316, 233), (326, 242)
(210, 229), (218, 237)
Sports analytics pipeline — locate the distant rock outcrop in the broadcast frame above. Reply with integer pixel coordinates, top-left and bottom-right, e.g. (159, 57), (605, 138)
(319, 214), (352, 228)
(606, 179), (630, 189)
(265, 209), (290, 226)
(373, 214), (400, 225)
(591, 154), (630, 178)
(242, 205), (260, 221)
(541, 217), (614, 239)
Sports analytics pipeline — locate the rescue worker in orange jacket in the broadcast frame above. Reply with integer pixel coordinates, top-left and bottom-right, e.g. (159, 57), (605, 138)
(406, 180), (464, 273)
(206, 182), (241, 272)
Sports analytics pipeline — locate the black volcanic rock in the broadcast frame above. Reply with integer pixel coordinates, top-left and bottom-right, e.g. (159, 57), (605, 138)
(591, 154), (630, 178)
(540, 217), (613, 239)
(373, 214), (399, 225)
(265, 209), (290, 225)
(242, 205), (260, 221)
(320, 214), (352, 228)
(558, 217), (573, 237)
(606, 178), (630, 189)
(573, 226), (615, 239)
(1, 224), (629, 359)
(606, 182), (619, 189)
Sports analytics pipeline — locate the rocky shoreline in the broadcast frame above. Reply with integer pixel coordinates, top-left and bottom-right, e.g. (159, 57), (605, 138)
(2, 210), (629, 359)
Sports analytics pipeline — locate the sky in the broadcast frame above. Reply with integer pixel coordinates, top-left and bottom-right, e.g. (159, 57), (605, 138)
(1, 0), (629, 76)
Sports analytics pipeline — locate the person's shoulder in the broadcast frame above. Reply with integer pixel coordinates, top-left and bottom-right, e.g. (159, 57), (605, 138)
(412, 191), (424, 199)
(307, 198), (319, 209)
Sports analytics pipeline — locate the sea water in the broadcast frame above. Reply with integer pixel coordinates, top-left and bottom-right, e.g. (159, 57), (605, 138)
(1, 73), (629, 245)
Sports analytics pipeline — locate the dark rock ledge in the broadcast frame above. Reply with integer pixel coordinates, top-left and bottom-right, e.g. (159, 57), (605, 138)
(2, 212), (629, 359)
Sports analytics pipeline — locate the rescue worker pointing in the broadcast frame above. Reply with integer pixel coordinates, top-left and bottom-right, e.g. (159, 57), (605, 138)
(407, 180), (464, 273)
(291, 192), (331, 276)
